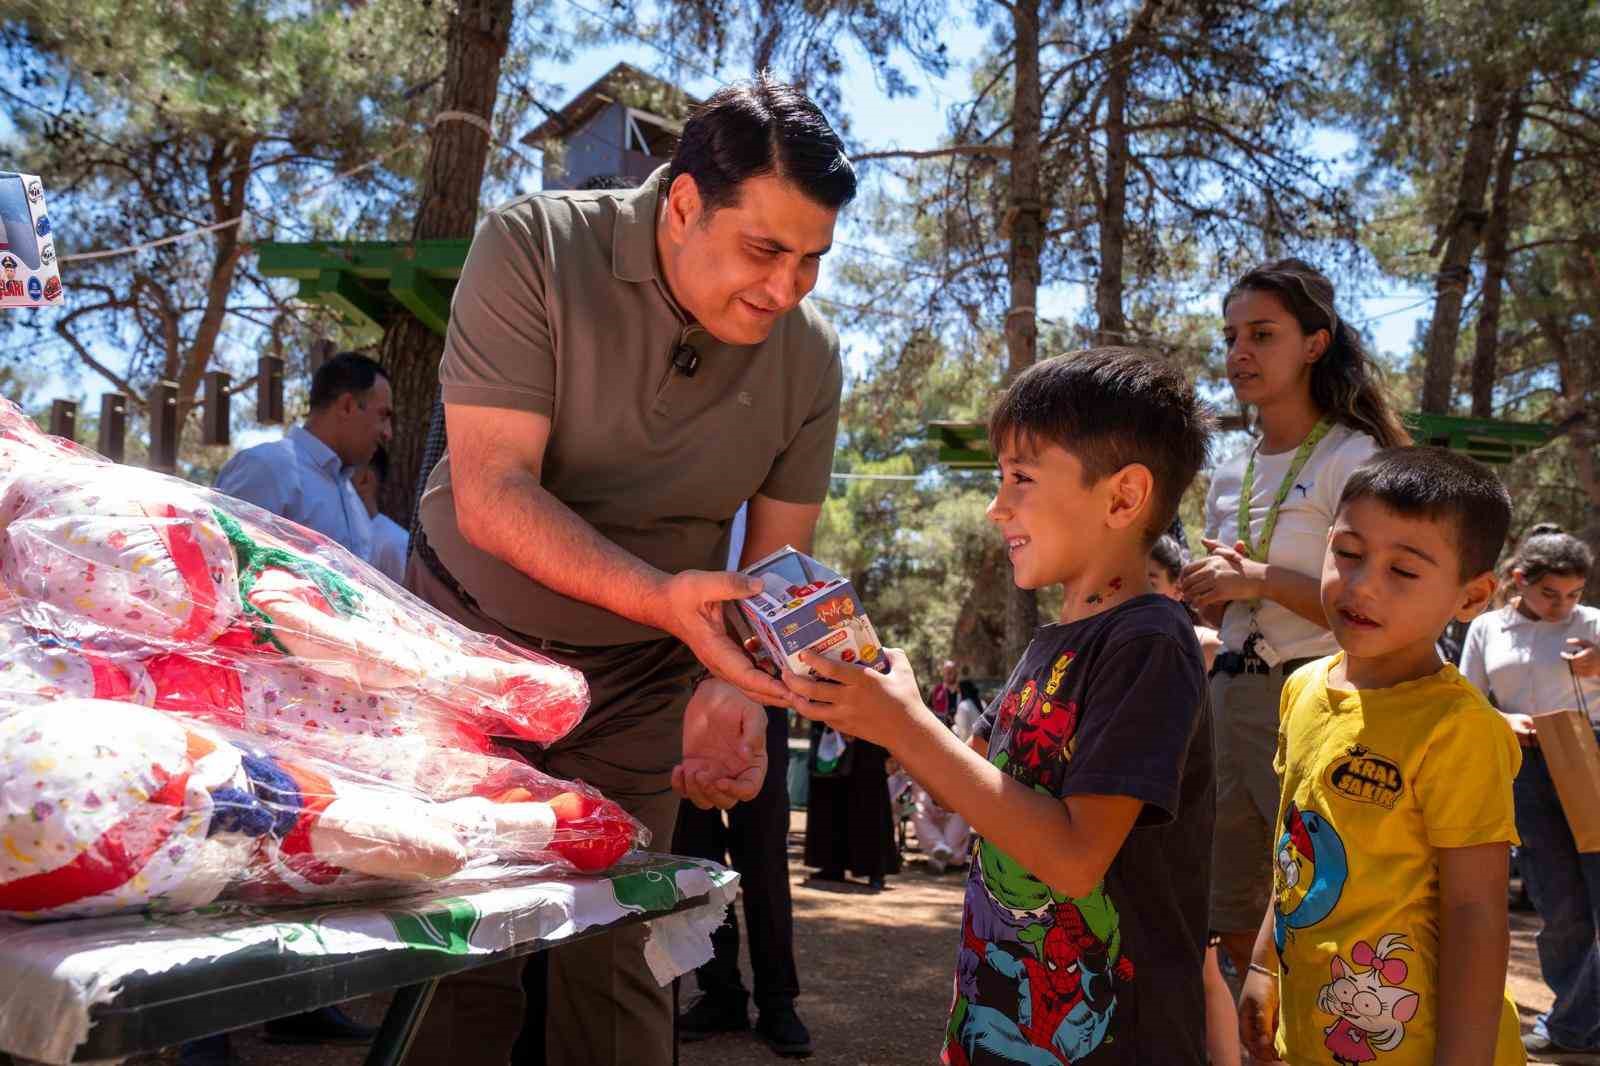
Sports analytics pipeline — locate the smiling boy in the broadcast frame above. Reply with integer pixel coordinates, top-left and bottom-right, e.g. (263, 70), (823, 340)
(784, 348), (1217, 1064)
(1239, 447), (1526, 1065)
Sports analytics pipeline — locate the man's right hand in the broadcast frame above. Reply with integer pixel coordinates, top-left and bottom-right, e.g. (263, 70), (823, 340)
(662, 569), (790, 705)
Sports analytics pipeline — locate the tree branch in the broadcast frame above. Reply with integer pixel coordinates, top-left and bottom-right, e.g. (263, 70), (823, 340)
(854, 144), (1011, 162)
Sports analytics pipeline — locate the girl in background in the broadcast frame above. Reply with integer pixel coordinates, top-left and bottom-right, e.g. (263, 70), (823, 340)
(1152, 532), (1237, 1064)
(1461, 528), (1600, 1056)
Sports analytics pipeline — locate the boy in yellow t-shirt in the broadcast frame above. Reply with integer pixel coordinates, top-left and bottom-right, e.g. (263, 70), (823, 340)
(1239, 447), (1526, 1066)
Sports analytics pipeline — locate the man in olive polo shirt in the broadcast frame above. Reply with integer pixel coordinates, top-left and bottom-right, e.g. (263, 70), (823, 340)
(404, 77), (852, 1066)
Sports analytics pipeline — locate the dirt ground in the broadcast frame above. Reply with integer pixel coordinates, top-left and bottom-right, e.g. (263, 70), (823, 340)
(100, 810), (1597, 1066)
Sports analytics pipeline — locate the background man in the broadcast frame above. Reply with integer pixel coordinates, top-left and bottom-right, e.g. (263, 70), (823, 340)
(215, 351), (393, 565)
(404, 76), (854, 1066)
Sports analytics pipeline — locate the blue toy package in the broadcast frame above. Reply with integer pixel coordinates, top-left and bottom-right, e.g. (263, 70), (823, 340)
(0, 172), (63, 307)
(738, 546), (886, 678)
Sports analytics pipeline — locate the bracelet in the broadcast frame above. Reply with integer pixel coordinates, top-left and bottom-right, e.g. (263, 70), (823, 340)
(1248, 962), (1279, 980)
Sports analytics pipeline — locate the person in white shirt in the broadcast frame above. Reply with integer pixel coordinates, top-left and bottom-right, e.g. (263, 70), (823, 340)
(1461, 528), (1600, 1056)
(214, 353), (393, 565)
(1177, 257), (1411, 978)
(353, 446), (409, 584)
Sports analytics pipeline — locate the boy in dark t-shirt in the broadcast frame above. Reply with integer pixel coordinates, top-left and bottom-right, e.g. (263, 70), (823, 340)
(782, 348), (1217, 1063)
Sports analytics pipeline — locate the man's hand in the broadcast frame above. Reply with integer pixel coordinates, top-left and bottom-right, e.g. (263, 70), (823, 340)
(673, 678), (769, 811)
(1179, 538), (1265, 610)
(1564, 638), (1600, 678)
(661, 570), (790, 705)
(781, 648), (926, 751)
(1238, 967), (1284, 1063)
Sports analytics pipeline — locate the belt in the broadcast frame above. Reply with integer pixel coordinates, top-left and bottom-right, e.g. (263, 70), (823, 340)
(1211, 652), (1317, 678)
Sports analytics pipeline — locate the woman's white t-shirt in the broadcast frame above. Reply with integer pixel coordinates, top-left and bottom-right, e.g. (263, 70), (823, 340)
(1204, 423), (1379, 660)
(1460, 603), (1600, 724)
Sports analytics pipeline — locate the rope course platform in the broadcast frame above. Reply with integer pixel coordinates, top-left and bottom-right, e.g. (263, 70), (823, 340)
(928, 413), (1557, 470)
(254, 239), (471, 337)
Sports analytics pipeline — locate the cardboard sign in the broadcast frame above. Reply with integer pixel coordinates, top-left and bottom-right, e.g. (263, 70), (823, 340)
(738, 546), (885, 678)
(0, 173), (64, 308)
(1533, 708), (1600, 853)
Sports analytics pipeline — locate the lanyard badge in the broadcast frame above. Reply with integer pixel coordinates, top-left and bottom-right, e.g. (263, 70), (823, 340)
(1236, 418), (1333, 665)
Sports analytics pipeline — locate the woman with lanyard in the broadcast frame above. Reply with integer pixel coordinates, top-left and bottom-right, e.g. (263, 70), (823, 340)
(1179, 258), (1410, 980)
(1461, 528), (1600, 1057)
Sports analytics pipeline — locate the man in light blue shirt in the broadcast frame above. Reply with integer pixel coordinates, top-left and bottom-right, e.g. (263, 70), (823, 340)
(215, 352), (393, 562)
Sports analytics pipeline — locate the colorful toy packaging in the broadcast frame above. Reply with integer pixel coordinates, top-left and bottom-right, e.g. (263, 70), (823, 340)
(0, 173), (64, 308)
(737, 546), (885, 678)
(0, 398), (642, 919)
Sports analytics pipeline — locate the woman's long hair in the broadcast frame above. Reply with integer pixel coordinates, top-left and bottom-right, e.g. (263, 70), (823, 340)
(1225, 258), (1410, 449)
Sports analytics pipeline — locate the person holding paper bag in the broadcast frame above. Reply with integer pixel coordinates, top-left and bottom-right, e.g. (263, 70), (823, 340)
(1461, 528), (1600, 1056)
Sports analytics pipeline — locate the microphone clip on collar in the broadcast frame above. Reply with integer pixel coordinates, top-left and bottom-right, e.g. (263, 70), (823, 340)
(671, 343), (700, 378)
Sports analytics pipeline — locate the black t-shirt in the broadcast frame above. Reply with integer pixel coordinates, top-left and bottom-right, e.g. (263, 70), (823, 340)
(946, 595), (1215, 1065)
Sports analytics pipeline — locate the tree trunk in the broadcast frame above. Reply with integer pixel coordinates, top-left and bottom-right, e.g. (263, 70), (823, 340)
(1469, 92), (1522, 418)
(1093, 0), (1159, 348)
(1420, 70), (1505, 413)
(1002, 0), (1043, 664)
(377, 0), (514, 522)
(1095, 35), (1131, 345)
(1522, 275), (1600, 536)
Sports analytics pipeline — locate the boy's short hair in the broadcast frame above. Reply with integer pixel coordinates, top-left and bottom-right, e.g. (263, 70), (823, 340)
(1336, 446), (1511, 579)
(988, 347), (1214, 542)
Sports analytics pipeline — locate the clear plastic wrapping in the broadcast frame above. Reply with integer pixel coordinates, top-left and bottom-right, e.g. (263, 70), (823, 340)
(0, 399), (644, 919)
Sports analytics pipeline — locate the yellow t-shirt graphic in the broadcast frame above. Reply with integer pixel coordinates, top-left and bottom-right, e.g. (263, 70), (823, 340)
(1271, 657), (1526, 1065)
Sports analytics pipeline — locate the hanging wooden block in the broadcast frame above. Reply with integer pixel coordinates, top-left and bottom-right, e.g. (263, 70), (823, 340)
(48, 398), (77, 440)
(202, 370), (231, 446)
(148, 380), (179, 472)
(256, 354), (285, 424)
(98, 393), (126, 462)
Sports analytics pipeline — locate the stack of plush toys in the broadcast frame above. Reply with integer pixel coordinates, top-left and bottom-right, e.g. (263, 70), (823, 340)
(0, 398), (641, 919)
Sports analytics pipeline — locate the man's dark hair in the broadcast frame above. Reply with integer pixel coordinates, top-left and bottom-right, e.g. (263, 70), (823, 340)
(1336, 447), (1512, 579)
(668, 74), (855, 214)
(309, 352), (388, 412)
(988, 347), (1215, 543)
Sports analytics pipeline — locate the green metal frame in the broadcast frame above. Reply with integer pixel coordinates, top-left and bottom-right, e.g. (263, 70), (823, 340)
(1400, 412), (1556, 465)
(929, 412), (1558, 469)
(254, 239), (471, 337)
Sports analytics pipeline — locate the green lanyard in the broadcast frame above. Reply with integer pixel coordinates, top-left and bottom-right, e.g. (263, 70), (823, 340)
(1237, 417), (1332, 563)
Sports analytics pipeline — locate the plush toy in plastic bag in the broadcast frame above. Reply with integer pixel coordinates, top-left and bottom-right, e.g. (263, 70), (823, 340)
(0, 398), (645, 918)
(0, 406), (585, 745)
(0, 700), (635, 918)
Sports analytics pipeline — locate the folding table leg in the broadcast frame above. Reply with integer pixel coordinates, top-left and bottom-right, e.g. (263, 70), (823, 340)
(363, 979), (439, 1066)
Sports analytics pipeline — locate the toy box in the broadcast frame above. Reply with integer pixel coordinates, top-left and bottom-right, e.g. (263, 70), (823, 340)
(0, 172), (64, 308)
(738, 546), (885, 677)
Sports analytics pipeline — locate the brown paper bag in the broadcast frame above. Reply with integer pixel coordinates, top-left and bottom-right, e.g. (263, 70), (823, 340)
(1533, 708), (1600, 853)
